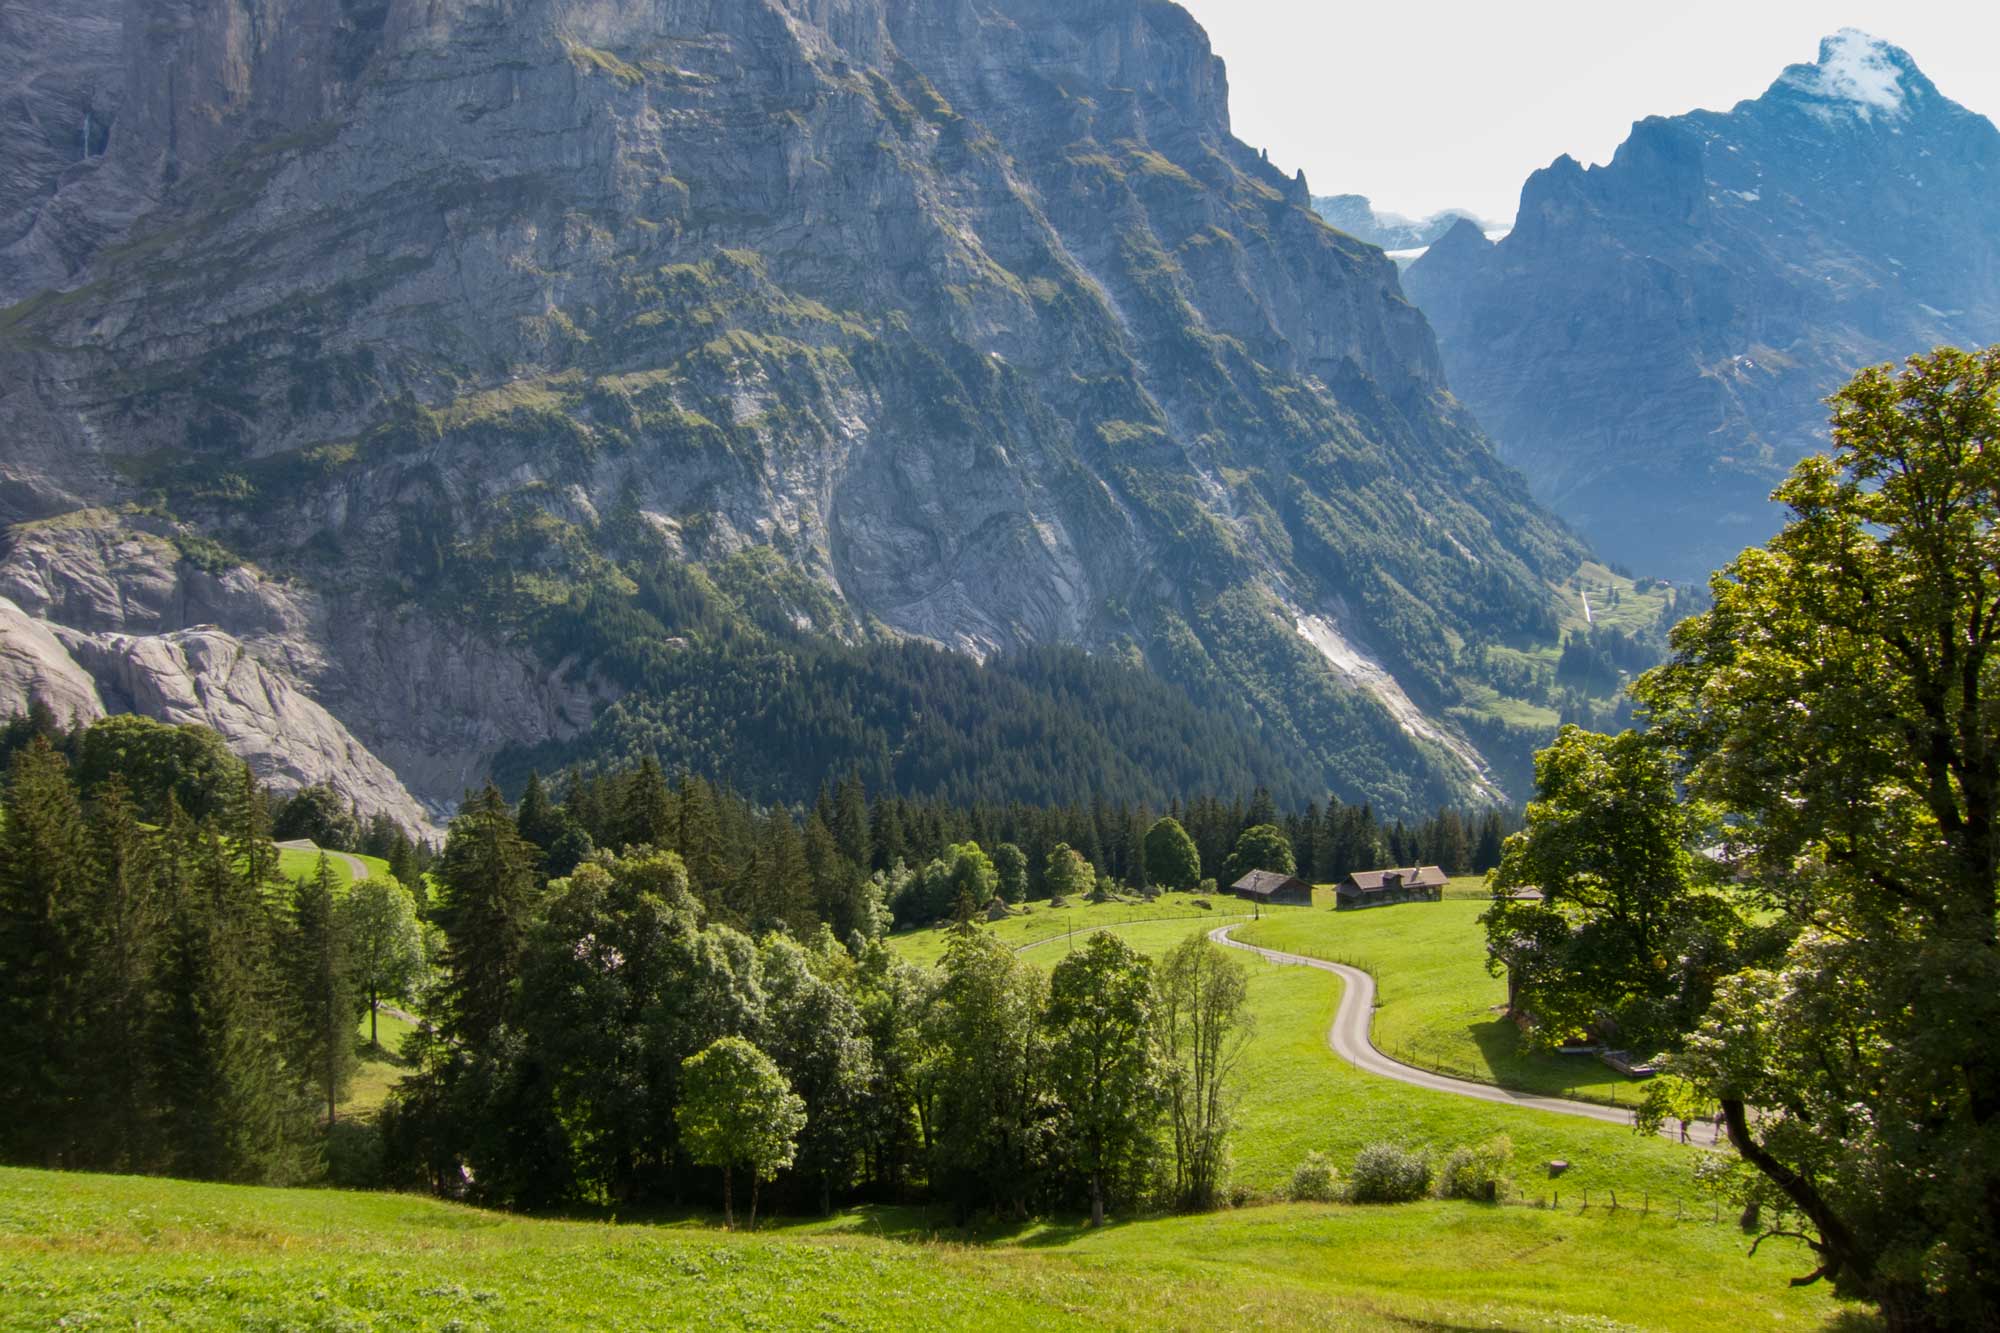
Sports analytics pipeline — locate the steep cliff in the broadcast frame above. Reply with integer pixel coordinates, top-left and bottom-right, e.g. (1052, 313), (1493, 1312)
(0, 0), (1584, 817)
(1405, 31), (2000, 581)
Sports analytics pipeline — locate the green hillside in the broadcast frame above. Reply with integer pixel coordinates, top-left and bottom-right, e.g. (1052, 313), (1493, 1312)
(0, 1166), (1859, 1331)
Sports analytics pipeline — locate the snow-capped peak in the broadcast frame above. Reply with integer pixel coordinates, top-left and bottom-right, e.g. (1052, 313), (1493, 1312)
(1785, 29), (1910, 121)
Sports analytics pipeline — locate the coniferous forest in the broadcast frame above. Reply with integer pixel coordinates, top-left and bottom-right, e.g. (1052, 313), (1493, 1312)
(0, 704), (1504, 1218)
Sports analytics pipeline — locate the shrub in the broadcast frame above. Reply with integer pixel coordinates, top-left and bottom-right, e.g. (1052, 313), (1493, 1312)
(1348, 1143), (1432, 1203)
(1436, 1134), (1513, 1202)
(1287, 1150), (1341, 1203)
(1198, 878), (1218, 895)
(1191, 898), (1212, 911)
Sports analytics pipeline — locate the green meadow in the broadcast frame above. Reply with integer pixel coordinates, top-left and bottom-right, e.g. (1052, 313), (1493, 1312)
(0, 1165), (1862, 1331)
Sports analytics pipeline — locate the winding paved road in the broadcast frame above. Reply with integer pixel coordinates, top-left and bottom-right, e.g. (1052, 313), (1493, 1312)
(275, 838), (369, 883)
(1209, 922), (1723, 1147)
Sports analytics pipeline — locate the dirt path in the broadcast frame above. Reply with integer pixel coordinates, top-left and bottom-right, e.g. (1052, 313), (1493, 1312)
(1209, 923), (1723, 1148)
(275, 838), (368, 883)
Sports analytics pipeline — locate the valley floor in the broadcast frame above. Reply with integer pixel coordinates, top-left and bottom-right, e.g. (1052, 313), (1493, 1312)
(0, 892), (1876, 1331)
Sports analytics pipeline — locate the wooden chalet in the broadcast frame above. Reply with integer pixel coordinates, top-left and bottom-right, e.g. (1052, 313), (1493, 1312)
(1334, 865), (1447, 909)
(1228, 869), (1313, 907)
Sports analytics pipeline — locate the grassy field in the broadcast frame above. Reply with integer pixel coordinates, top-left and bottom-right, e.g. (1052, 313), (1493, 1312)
(888, 891), (1264, 967)
(276, 844), (393, 884)
(345, 1005), (421, 1118)
(0, 1166), (1868, 1331)
(1234, 899), (1635, 1103)
(1006, 916), (1697, 1207)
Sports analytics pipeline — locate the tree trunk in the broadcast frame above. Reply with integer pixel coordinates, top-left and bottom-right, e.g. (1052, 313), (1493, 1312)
(750, 1173), (760, 1232)
(370, 993), (379, 1051)
(1090, 1171), (1105, 1228)
(723, 1164), (734, 1230)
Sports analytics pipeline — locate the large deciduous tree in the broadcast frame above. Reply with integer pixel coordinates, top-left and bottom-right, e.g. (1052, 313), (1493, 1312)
(1156, 932), (1251, 1210)
(1225, 823), (1294, 883)
(1633, 347), (2000, 1330)
(1483, 727), (1739, 1052)
(676, 1036), (805, 1230)
(1143, 817), (1201, 892)
(343, 875), (425, 1052)
(1043, 932), (1163, 1225)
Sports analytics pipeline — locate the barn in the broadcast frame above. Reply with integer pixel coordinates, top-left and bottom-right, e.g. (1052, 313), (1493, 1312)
(1229, 869), (1314, 907)
(1335, 865), (1447, 909)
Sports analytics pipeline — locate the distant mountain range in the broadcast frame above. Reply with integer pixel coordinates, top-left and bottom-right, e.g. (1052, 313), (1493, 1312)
(1404, 30), (2000, 581)
(1311, 194), (1502, 260)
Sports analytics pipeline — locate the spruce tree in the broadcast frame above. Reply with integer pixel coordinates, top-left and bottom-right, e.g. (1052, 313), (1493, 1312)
(0, 737), (93, 1166)
(79, 776), (164, 1170)
(516, 771), (558, 851)
(434, 785), (539, 1051)
(284, 855), (358, 1124)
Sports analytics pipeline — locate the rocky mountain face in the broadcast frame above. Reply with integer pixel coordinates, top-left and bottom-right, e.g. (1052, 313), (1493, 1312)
(1405, 31), (2000, 582)
(0, 0), (1584, 821)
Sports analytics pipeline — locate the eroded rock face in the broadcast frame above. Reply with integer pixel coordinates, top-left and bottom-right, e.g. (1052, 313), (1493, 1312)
(0, 593), (105, 725)
(0, 0), (1587, 815)
(1405, 31), (2000, 582)
(0, 512), (597, 829)
(52, 620), (437, 833)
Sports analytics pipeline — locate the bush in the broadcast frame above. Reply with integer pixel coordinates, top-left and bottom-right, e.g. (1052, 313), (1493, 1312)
(1198, 878), (1217, 895)
(1191, 898), (1212, 911)
(1348, 1143), (1432, 1203)
(1287, 1150), (1341, 1203)
(1436, 1134), (1513, 1202)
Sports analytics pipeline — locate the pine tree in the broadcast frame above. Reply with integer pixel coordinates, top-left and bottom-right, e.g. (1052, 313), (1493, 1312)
(833, 773), (872, 870)
(283, 856), (358, 1124)
(78, 777), (163, 1170)
(0, 737), (93, 1166)
(434, 785), (540, 1050)
(620, 758), (673, 852)
(516, 771), (558, 851)
(230, 764), (278, 893)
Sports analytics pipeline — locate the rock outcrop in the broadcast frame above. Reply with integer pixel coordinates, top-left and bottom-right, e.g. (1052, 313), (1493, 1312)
(0, 0), (1588, 816)
(1405, 31), (2000, 581)
(0, 594), (105, 725)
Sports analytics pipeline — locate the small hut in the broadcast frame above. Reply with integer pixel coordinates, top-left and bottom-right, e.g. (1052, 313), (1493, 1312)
(1334, 865), (1447, 909)
(1228, 869), (1313, 907)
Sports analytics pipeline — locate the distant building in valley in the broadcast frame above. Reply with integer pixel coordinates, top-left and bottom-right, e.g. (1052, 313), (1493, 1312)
(1335, 865), (1447, 909)
(1228, 869), (1313, 907)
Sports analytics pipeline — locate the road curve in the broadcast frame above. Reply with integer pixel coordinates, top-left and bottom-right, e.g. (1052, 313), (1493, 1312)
(275, 838), (369, 883)
(1209, 923), (1720, 1146)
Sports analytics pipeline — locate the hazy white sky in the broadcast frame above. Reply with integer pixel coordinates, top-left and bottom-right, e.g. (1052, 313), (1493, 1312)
(1176, 1), (2000, 224)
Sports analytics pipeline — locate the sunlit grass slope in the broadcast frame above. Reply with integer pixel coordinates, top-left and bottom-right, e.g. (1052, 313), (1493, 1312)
(0, 1167), (1864, 1331)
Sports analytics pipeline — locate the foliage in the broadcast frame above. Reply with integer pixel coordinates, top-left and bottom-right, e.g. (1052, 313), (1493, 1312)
(1626, 346), (2000, 1330)
(342, 875), (424, 1050)
(678, 1036), (807, 1229)
(1435, 1135), (1512, 1202)
(1042, 842), (1095, 902)
(1483, 727), (1746, 1053)
(72, 715), (240, 823)
(1286, 1149), (1341, 1203)
(1347, 1143), (1432, 1204)
(1155, 933), (1251, 1209)
(1042, 932), (1164, 1224)
(272, 783), (361, 852)
(1143, 816), (1201, 891)
(280, 855), (358, 1124)
(1225, 822), (1294, 883)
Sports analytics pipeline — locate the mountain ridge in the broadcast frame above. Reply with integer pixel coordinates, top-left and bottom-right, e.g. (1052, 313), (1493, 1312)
(1404, 30), (2000, 581)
